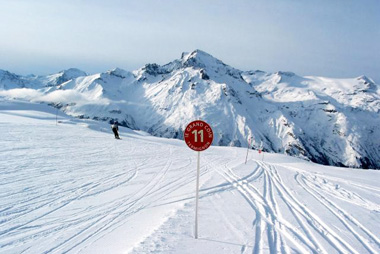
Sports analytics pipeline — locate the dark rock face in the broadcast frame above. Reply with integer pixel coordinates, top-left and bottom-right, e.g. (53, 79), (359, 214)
(143, 64), (171, 76)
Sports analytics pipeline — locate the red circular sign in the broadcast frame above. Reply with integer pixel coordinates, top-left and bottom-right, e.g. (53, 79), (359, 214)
(184, 120), (213, 151)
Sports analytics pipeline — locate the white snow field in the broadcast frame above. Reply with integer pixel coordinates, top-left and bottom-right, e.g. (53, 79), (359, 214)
(0, 100), (379, 254)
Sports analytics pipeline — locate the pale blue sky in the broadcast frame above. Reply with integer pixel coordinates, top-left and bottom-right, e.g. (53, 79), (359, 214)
(1, 0), (379, 82)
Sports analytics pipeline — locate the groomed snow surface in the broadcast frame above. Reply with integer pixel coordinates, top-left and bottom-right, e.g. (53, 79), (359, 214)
(0, 100), (379, 254)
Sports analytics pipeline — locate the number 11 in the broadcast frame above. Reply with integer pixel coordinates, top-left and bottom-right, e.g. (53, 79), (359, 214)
(192, 130), (204, 142)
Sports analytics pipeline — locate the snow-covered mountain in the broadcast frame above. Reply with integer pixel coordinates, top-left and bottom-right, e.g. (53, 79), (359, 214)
(1, 50), (379, 169)
(0, 68), (87, 90)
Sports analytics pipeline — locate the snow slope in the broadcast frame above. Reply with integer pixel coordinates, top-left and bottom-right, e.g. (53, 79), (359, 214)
(0, 100), (379, 254)
(0, 50), (379, 169)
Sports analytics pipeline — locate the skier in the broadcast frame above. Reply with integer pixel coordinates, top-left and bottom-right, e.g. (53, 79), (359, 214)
(111, 121), (120, 139)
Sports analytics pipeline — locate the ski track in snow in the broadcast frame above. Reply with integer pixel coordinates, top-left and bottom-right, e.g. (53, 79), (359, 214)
(0, 107), (379, 254)
(207, 156), (380, 254)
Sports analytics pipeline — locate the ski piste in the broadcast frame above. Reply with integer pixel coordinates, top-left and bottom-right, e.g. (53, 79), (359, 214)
(0, 100), (379, 254)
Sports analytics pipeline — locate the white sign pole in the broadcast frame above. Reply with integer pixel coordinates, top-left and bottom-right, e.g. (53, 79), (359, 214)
(245, 137), (251, 164)
(56, 107), (58, 125)
(195, 151), (200, 239)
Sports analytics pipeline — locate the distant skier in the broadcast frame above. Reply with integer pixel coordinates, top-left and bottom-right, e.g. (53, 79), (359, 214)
(111, 121), (120, 139)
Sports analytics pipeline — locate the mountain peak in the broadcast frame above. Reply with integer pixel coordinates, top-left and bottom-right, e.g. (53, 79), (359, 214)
(0, 69), (19, 77)
(58, 68), (87, 80)
(357, 75), (375, 85)
(181, 49), (226, 69)
(106, 68), (131, 79)
(37, 68), (88, 87)
(182, 49), (213, 59)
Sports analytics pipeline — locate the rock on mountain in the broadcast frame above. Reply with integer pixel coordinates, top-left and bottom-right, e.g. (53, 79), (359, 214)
(1, 50), (379, 169)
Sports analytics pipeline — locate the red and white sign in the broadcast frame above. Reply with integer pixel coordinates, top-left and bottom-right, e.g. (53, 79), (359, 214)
(183, 120), (214, 152)
(184, 120), (214, 239)
(184, 120), (213, 151)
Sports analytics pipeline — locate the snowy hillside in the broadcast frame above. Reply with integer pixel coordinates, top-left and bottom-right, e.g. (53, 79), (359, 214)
(0, 100), (379, 254)
(0, 50), (379, 168)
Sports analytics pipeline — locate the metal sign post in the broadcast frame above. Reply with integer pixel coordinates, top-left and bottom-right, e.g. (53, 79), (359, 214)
(184, 120), (213, 239)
